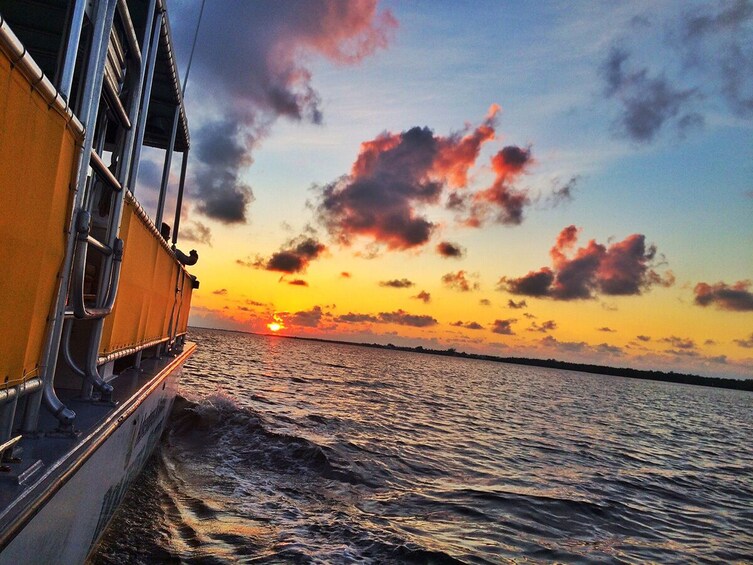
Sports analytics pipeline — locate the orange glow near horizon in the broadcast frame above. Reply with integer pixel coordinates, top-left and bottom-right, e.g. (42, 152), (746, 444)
(267, 322), (283, 332)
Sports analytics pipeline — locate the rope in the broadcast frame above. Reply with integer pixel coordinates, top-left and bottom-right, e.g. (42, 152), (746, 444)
(182, 0), (205, 98)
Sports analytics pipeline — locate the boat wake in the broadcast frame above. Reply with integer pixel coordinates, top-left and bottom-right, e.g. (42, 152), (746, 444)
(91, 394), (472, 564)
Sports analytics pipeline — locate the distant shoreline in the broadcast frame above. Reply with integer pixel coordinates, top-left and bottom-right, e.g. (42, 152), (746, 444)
(188, 326), (753, 392)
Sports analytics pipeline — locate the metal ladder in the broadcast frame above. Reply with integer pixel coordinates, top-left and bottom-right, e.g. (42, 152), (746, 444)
(33, 0), (165, 430)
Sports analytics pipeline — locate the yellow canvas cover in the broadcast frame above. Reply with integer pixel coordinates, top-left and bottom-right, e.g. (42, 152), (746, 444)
(0, 47), (81, 388)
(100, 198), (192, 356)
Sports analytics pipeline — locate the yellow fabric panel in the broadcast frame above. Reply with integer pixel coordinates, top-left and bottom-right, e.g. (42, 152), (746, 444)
(145, 246), (175, 339)
(99, 199), (194, 356)
(0, 49), (80, 388)
(100, 200), (154, 353)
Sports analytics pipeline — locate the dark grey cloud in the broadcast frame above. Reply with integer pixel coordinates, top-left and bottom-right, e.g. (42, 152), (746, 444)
(437, 241), (465, 258)
(335, 312), (379, 323)
(541, 335), (587, 353)
(600, 1), (753, 143)
(660, 336), (697, 350)
(734, 333), (753, 348)
(258, 236), (327, 274)
(212, 288), (228, 296)
(528, 320), (557, 333)
(179, 220), (213, 246)
(286, 306), (324, 327)
(601, 47), (700, 143)
(172, 1), (396, 223)
(694, 280), (753, 311)
(466, 146), (532, 226)
(507, 299), (527, 309)
(379, 278), (415, 289)
(315, 108), (499, 250)
(499, 226), (672, 300)
(412, 290), (431, 303)
(335, 309), (437, 328)
(681, 0), (753, 117)
(596, 343), (623, 355)
(191, 119), (255, 224)
(450, 321), (483, 330)
(491, 318), (516, 335)
(548, 176), (578, 206)
(378, 310), (438, 327)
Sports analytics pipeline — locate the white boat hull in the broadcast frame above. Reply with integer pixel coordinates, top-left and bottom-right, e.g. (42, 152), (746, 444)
(0, 345), (194, 565)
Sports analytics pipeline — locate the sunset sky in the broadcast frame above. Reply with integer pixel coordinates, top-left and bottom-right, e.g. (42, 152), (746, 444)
(145, 1), (752, 378)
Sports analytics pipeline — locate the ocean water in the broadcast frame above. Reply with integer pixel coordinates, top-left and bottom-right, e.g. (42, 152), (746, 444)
(91, 327), (753, 564)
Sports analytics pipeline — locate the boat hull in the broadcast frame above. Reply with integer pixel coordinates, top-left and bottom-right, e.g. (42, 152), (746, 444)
(0, 344), (195, 565)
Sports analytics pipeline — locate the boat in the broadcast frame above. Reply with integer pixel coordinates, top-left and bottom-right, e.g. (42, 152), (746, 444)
(0, 0), (197, 561)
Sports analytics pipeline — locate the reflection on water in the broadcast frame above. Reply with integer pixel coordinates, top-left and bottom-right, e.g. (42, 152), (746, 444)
(92, 328), (753, 563)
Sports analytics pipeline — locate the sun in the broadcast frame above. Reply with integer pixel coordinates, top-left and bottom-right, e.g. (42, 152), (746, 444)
(267, 322), (282, 332)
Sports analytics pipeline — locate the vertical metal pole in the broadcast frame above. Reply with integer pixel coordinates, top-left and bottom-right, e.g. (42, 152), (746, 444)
(172, 148), (189, 246)
(57, 0), (88, 100)
(128, 8), (163, 193)
(155, 104), (180, 230)
(119, 0), (157, 189)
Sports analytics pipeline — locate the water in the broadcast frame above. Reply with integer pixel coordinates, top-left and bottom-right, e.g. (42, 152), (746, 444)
(91, 327), (753, 563)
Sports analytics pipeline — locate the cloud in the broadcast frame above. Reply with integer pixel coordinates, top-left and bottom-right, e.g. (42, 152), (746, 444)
(541, 335), (587, 352)
(412, 290), (431, 303)
(212, 288), (228, 295)
(479, 298), (491, 306)
(335, 312), (379, 323)
(334, 309), (438, 327)
(288, 279), (309, 286)
(597, 327), (616, 332)
(600, 47), (700, 142)
(466, 146), (532, 226)
(660, 336), (697, 350)
(191, 119), (256, 223)
(500, 268), (554, 297)
(379, 278), (415, 288)
(693, 280), (753, 311)
(378, 310), (438, 327)
(315, 107), (499, 250)
(599, 2), (753, 144)
(179, 220), (213, 246)
(450, 321), (484, 330)
(734, 333), (753, 348)
(507, 299), (527, 309)
(180, 1), (396, 223)
(285, 306), (324, 327)
(244, 236), (326, 274)
(442, 270), (479, 292)
(547, 176), (579, 206)
(499, 226), (672, 300)
(680, 0), (753, 118)
(596, 343), (623, 355)
(340, 272), (352, 278)
(491, 318), (516, 335)
(437, 241), (465, 258)
(636, 335), (652, 342)
(528, 320), (557, 333)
